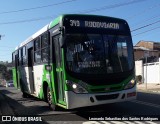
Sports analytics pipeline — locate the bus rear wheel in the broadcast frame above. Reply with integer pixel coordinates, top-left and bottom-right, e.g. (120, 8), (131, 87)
(22, 92), (28, 98)
(47, 86), (57, 111)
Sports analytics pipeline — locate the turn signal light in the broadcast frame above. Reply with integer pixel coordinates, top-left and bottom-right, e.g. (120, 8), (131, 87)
(127, 92), (136, 97)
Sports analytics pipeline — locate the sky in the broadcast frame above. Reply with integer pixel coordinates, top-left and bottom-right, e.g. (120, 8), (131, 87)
(0, 0), (160, 62)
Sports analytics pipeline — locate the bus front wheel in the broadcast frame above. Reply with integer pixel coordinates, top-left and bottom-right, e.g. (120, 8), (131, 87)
(47, 87), (57, 111)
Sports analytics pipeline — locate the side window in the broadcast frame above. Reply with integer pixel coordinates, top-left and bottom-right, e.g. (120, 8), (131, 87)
(41, 33), (50, 63)
(42, 33), (49, 47)
(34, 38), (41, 63)
(12, 52), (15, 66)
(22, 46), (26, 65)
(35, 38), (40, 51)
(18, 49), (22, 65)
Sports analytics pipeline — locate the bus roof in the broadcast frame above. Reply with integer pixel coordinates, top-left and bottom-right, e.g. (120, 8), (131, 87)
(16, 24), (49, 50)
(15, 15), (64, 50)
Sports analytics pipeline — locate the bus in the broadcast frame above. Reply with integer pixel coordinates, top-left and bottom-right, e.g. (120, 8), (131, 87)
(12, 14), (136, 110)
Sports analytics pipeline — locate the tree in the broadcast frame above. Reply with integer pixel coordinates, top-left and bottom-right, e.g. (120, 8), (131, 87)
(0, 64), (7, 78)
(0, 64), (12, 80)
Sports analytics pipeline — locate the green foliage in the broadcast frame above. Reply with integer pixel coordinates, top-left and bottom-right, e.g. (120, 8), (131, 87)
(136, 75), (142, 83)
(0, 64), (7, 72)
(0, 63), (12, 80)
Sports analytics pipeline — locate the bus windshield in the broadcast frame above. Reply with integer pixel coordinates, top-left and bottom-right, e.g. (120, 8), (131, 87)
(65, 34), (134, 74)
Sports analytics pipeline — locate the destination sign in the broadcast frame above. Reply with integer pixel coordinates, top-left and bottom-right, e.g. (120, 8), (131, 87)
(69, 19), (120, 29)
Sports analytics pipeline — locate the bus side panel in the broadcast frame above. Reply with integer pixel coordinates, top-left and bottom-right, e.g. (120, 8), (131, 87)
(12, 67), (18, 88)
(37, 64), (58, 106)
(38, 64), (58, 104)
(33, 65), (44, 96)
(50, 63), (58, 105)
(38, 64), (57, 101)
(38, 65), (52, 99)
(19, 66), (30, 93)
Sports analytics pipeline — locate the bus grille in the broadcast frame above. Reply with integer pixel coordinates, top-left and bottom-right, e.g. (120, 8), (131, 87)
(95, 94), (119, 101)
(90, 86), (122, 93)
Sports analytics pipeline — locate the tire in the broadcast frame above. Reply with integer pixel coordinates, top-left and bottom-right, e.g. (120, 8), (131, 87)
(47, 86), (57, 111)
(22, 92), (28, 98)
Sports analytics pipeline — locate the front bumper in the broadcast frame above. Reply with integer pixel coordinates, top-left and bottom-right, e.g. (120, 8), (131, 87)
(65, 86), (136, 109)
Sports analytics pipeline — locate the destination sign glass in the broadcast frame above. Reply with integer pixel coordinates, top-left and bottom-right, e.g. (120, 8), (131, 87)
(64, 19), (126, 30)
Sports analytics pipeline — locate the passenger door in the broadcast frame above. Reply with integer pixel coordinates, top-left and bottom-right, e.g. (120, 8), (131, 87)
(53, 36), (66, 104)
(13, 53), (19, 88)
(28, 48), (35, 94)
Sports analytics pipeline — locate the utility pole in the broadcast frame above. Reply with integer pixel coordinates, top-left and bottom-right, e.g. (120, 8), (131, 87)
(144, 50), (149, 90)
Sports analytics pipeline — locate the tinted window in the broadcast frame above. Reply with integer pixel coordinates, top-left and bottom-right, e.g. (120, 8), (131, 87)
(34, 38), (41, 63)
(42, 33), (49, 48)
(34, 38), (40, 51)
(34, 51), (41, 63)
(41, 33), (50, 63)
(42, 48), (49, 62)
(65, 34), (134, 74)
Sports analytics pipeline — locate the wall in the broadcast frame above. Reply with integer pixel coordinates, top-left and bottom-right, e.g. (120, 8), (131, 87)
(135, 58), (160, 84)
(135, 60), (143, 76)
(143, 62), (160, 84)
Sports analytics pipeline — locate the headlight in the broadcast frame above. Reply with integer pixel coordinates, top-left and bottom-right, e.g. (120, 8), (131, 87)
(124, 79), (136, 90)
(66, 80), (88, 93)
